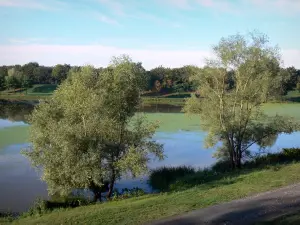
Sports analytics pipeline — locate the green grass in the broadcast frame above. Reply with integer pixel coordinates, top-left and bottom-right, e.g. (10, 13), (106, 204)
(9, 162), (300, 225)
(26, 84), (57, 95)
(0, 84), (57, 100)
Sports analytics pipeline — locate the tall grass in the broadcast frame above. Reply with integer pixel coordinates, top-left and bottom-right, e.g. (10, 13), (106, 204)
(148, 166), (196, 191)
(149, 148), (300, 192)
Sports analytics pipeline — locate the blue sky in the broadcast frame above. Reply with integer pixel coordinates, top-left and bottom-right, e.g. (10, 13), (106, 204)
(0, 0), (300, 69)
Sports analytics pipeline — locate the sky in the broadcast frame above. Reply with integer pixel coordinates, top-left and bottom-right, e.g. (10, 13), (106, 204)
(0, 0), (300, 69)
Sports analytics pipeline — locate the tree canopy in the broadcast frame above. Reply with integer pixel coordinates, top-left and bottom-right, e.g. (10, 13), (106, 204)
(22, 56), (164, 201)
(184, 31), (300, 169)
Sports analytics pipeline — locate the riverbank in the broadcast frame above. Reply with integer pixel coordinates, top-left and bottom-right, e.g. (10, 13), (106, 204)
(3, 159), (300, 225)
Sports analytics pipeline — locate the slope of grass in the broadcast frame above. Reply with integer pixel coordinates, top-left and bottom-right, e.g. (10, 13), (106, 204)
(26, 84), (57, 95)
(10, 162), (300, 225)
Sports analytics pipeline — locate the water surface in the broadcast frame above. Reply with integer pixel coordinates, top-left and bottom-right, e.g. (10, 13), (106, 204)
(1, 102), (300, 213)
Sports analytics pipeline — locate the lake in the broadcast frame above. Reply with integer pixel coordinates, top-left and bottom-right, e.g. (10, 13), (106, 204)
(1, 102), (300, 213)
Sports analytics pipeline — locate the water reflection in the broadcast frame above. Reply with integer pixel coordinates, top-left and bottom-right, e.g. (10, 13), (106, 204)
(1, 101), (300, 213)
(0, 100), (34, 123)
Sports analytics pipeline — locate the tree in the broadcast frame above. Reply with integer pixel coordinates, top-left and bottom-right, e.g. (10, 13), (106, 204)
(184, 31), (299, 169)
(0, 66), (7, 90)
(297, 82), (300, 93)
(52, 64), (71, 84)
(148, 66), (172, 92)
(21, 62), (39, 84)
(284, 67), (300, 91)
(22, 56), (163, 201)
(5, 68), (22, 89)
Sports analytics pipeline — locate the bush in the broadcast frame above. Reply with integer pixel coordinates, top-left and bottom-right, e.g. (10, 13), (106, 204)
(211, 160), (233, 173)
(245, 148), (300, 168)
(149, 148), (300, 193)
(111, 187), (146, 201)
(169, 169), (217, 191)
(0, 212), (15, 222)
(25, 194), (92, 217)
(148, 166), (196, 191)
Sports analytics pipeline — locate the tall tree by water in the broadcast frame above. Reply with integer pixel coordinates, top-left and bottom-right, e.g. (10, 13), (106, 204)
(184, 31), (299, 169)
(23, 56), (163, 201)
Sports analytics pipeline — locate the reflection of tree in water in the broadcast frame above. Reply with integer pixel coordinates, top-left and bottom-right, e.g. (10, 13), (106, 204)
(0, 100), (34, 123)
(139, 104), (182, 113)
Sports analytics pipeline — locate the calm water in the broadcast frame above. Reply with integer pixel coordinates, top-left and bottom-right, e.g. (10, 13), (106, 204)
(1, 102), (300, 213)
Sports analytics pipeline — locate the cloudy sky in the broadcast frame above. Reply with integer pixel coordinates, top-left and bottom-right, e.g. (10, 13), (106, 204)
(0, 0), (300, 69)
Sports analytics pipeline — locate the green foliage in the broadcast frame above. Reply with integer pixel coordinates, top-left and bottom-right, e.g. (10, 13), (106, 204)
(296, 82), (300, 93)
(51, 64), (71, 84)
(151, 148), (300, 192)
(184, 31), (300, 169)
(111, 187), (146, 201)
(24, 195), (91, 217)
(22, 56), (163, 201)
(148, 166), (196, 191)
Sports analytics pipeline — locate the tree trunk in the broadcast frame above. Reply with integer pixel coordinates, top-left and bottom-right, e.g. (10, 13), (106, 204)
(236, 144), (242, 169)
(106, 172), (116, 199)
(229, 147), (235, 170)
(106, 180), (115, 199)
(92, 190), (102, 202)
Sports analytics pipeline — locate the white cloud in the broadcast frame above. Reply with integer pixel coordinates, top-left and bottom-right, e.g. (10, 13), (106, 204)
(282, 49), (300, 68)
(96, 0), (125, 16)
(1, 44), (299, 69)
(246, 0), (300, 13)
(163, 0), (300, 14)
(0, 0), (46, 9)
(0, 0), (65, 10)
(0, 44), (211, 69)
(94, 12), (119, 25)
(8, 38), (48, 44)
(164, 0), (192, 9)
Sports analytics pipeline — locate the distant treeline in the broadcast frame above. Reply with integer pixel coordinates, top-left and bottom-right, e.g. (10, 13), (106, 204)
(0, 62), (299, 95)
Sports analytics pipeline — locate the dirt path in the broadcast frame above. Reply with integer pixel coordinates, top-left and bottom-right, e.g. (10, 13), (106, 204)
(148, 183), (300, 225)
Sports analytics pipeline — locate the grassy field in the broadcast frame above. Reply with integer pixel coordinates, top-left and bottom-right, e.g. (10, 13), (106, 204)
(3, 162), (300, 225)
(1, 84), (300, 107)
(0, 85), (187, 105)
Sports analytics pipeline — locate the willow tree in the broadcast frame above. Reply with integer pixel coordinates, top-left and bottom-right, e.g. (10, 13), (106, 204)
(23, 56), (163, 201)
(184, 32), (298, 169)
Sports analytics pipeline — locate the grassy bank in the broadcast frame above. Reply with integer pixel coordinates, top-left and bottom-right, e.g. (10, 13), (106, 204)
(0, 94), (186, 106)
(6, 161), (300, 225)
(1, 84), (300, 106)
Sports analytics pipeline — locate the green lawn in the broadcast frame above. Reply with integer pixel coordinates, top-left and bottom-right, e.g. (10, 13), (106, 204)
(1, 85), (300, 106)
(26, 84), (57, 95)
(7, 162), (300, 225)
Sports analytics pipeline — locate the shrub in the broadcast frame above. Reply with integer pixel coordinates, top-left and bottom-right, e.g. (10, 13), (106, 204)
(148, 166), (196, 191)
(149, 148), (300, 193)
(24, 194), (92, 217)
(111, 187), (146, 201)
(245, 148), (300, 168)
(211, 160), (233, 173)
